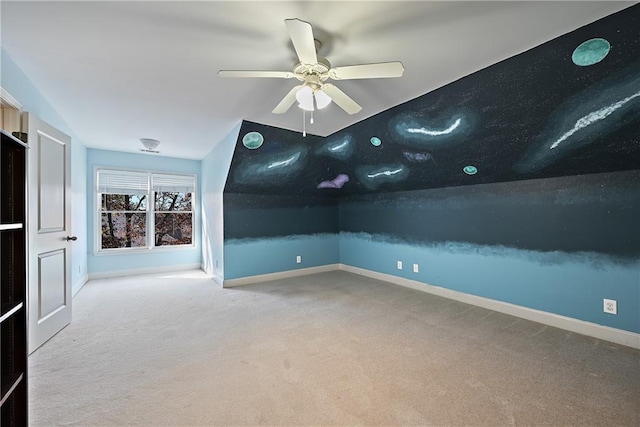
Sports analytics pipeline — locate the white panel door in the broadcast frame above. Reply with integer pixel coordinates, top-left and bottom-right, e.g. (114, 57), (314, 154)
(25, 113), (73, 354)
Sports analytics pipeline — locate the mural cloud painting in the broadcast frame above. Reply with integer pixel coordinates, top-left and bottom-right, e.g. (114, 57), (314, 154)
(315, 134), (354, 160)
(516, 67), (640, 173)
(389, 111), (473, 150)
(356, 164), (409, 190)
(233, 145), (309, 185)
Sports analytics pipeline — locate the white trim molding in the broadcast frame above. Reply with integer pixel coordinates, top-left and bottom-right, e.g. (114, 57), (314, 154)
(0, 87), (23, 109)
(199, 264), (224, 287)
(223, 264), (340, 288)
(211, 274), (224, 287)
(72, 274), (89, 297)
(87, 263), (202, 281)
(339, 264), (640, 350)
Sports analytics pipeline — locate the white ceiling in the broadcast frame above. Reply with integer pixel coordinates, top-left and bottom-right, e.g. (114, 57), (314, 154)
(1, 1), (634, 160)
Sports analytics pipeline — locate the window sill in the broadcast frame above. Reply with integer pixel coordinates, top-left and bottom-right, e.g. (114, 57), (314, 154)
(94, 244), (196, 256)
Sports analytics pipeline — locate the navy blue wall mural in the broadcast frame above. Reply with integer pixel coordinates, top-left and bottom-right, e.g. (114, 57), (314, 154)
(222, 7), (639, 334)
(339, 171), (639, 259)
(225, 6), (640, 196)
(226, 121), (329, 195)
(224, 193), (339, 240)
(224, 121), (340, 279)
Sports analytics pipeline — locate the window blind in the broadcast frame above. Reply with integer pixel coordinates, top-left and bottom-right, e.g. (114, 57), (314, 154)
(151, 174), (195, 193)
(97, 170), (149, 194)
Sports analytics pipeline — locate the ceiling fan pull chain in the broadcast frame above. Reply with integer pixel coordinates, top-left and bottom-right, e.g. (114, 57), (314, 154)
(310, 110), (314, 125)
(302, 110), (307, 137)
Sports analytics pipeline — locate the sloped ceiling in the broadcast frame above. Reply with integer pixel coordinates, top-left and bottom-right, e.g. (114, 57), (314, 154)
(1, 1), (634, 159)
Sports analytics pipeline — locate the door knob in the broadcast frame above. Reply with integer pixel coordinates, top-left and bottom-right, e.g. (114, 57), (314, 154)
(66, 236), (78, 241)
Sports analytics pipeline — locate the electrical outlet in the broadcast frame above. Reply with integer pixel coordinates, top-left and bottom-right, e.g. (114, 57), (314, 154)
(397, 261), (403, 270)
(296, 255), (302, 264)
(78, 265), (81, 274)
(413, 263), (419, 273)
(603, 299), (617, 315)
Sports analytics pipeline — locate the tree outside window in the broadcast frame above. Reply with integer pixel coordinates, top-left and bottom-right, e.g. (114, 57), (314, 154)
(101, 193), (147, 248)
(97, 169), (195, 251)
(154, 192), (193, 246)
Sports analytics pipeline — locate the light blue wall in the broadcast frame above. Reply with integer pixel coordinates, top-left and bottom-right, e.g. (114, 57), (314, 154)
(340, 233), (639, 333)
(201, 123), (240, 282)
(2, 49), (88, 293)
(87, 148), (202, 275)
(224, 234), (340, 279)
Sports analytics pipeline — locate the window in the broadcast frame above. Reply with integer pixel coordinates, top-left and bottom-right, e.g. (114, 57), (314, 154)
(97, 169), (195, 252)
(152, 174), (194, 247)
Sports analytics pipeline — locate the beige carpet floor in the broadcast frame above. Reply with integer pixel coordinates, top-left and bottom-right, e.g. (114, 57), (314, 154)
(29, 270), (639, 426)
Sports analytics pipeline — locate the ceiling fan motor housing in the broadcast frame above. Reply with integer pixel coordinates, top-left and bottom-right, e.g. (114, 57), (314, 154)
(294, 56), (331, 86)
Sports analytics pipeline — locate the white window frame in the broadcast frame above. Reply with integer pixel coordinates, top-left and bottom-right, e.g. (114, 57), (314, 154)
(95, 167), (196, 254)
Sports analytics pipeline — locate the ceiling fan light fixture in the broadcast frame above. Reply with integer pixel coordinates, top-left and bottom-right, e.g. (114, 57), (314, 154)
(296, 86), (314, 111)
(314, 89), (332, 109)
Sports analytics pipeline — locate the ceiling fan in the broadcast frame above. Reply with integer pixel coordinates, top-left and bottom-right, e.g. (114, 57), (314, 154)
(218, 18), (405, 115)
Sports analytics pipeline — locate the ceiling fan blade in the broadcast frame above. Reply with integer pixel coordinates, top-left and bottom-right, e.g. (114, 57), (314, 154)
(272, 85), (305, 114)
(218, 70), (294, 79)
(285, 18), (318, 65)
(329, 62), (405, 80)
(322, 84), (362, 115)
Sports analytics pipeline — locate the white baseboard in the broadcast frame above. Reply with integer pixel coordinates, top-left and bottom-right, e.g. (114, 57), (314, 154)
(223, 264), (340, 288)
(212, 274), (224, 287)
(339, 264), (640, 350)
(87, 263), (202, 281)
(200, 264), (224, 287)
(72, 274), (89, 297)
